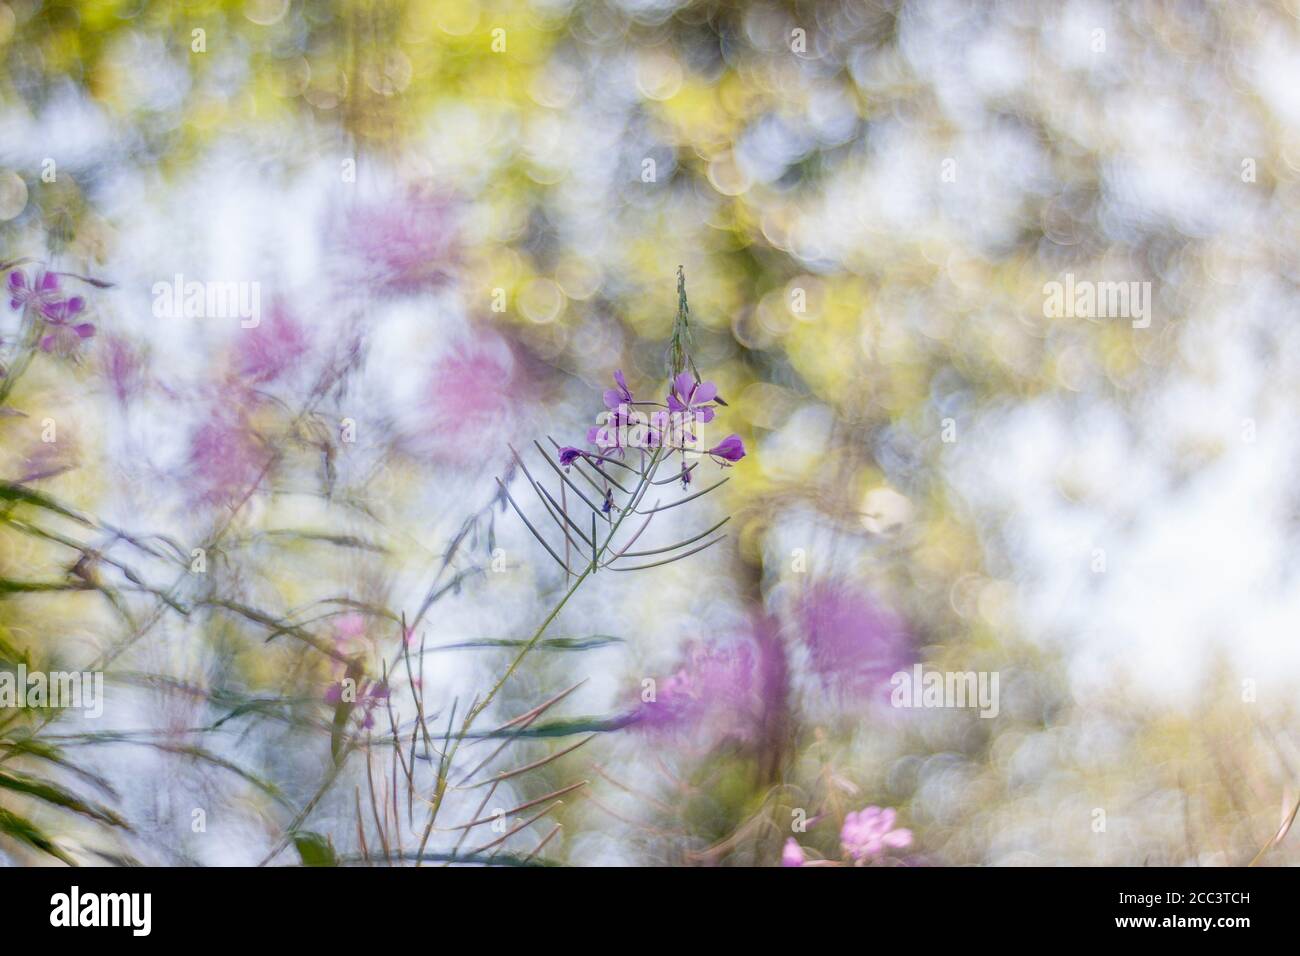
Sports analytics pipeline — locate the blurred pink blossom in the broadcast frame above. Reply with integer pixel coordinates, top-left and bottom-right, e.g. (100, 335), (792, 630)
(414, 332), (537, 465)
(332, 612), (370, 657)
(185, 408), (270, 506)
(635, 639), (762, 740)
(338, 190), (458, 295)
(841, 806), (912, 861)
(235, 304), (309, 384)
(795, 581), (912, 698)
(782, 838), (806, 867)
(101, 335), (146, 404)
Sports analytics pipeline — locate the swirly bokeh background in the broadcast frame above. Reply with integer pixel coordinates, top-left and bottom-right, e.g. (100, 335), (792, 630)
(1, 0), (1298, 867)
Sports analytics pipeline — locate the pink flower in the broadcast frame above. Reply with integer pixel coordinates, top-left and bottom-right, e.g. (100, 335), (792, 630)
(634, 640), (761, 740)
(185, 408), (270, 506)
(840, 806), (912, 861)
(782, 838), (806, 867)
(235, 304), (308, 384)
(101, 336), (146, 404)
(332, 613), (369, 656)
(795, 582), (912, 699)
(416, 333), (534, 465)
(340, 190), (458, 295)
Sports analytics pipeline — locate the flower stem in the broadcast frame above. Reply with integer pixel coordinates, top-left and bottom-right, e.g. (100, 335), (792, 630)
(415, 446), (667, 863)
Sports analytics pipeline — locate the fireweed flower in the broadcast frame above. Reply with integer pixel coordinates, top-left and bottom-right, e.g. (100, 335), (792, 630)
(782, 838), (806, 867)
(415, 333), (535, 466)
(667, 371), (717, 423)
(332, 612), (370, 657)
(185, 406), (271, 506)
(603, 368), (634, 411)
(101, 335), (146, 405)
(634, 640), (762, 741)
(338, 190), (458, 295)
(235, 304), (308, 384)
(557, 446), (585, 467)
(840, 806), (912, 861)
(795, 582), (912, 699)
(587, 405), (662, 454)
(708, 434), (746, 464)
(324, 678), (390, 729)
(7, 267), (66, 315)
(666, 371), (718, 445)
(497, 271), (748, 761)
(38, 296), (96, 357)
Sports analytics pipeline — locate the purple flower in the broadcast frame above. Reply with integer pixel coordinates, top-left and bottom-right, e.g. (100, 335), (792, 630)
(324, 678), (390, 729)
(235, 304), (308, 383)
(357, 681), (390, 728)
(339, 191), (458, 295)
(38, 296), (95, 357)
(603, 369), (634, 411)
(708, 434), (746, 463)
(795, 582), (912, 699)
(586, 404), (662, 454)
(782, 838), (806, 867)
(186, 407), (270, 506)
(840, 806), (912, 861)
(101, 335), (145, 404)
(417, 333), (534, 466)
(634, 640), (761, 740)
(7, 268), (64, 314)
(666, 371), (717, 425)
(557, 446), (585, 467)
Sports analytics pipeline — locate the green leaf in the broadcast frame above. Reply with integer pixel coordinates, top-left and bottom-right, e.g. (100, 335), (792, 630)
(428, 635), (624, 652)
(293, 831), (337, 867)
(458, 712), (638, 740)
(0, 737), (116, 797)
(0, 807), (76, 865)
(0, 579), (92, 596)
(0, 769), (129, 828)
(0, 482), (91, 524)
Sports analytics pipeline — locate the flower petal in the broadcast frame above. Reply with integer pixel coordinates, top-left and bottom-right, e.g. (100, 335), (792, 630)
(883, 828), (912, 848)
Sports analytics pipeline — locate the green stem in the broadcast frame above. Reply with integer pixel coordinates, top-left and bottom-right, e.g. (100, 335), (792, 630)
(414, 446), (667, 864)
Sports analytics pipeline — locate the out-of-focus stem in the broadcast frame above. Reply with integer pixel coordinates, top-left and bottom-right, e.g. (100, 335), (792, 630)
(416, 446), (666, 864)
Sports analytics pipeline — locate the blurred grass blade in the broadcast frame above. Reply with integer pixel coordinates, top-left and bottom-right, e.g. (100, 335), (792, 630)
(0, 807), (76, 865)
